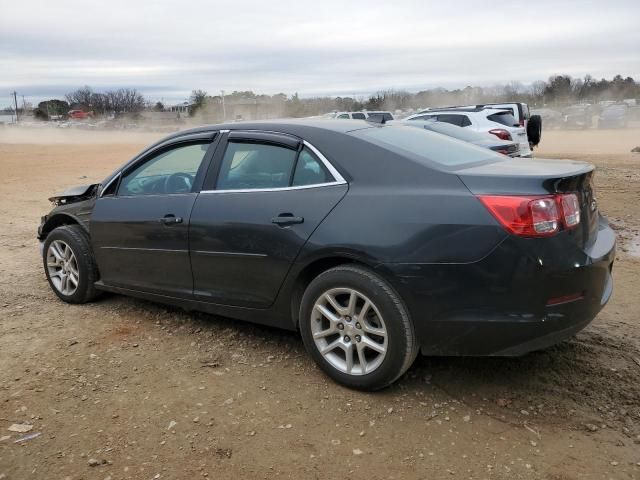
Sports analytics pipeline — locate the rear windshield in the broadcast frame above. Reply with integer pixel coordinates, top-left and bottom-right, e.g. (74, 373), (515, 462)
(487, 112), (519, 127)
(353, 125), (498, 167)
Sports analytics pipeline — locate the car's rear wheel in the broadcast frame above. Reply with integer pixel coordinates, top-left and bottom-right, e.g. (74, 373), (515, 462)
(43, 225), (100, 304)
(299, 265), (418, 390)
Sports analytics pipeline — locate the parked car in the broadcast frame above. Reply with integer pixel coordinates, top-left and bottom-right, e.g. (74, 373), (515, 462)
(598, 104), (629, 129)
(405, 107), (534, 157)
(469, 102), (531, 128)
(329, 111), (368, 120)
(39, 120), (615, 390)
(483, 102), (541, 148)
(531, 108), (563, 129)
(329, 111), (394, 121)
(397, 119), (520, 156)
(68, 110), (93, 120)
(415, 102), (541, 148)
(561, 104), (592, 129)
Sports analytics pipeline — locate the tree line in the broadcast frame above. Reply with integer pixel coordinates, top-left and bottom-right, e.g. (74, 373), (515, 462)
(19, 73), (640, 121)
(187, 74), (640, 118)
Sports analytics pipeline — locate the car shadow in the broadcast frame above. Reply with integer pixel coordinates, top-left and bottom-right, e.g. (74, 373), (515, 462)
(103, 295), (640, 429)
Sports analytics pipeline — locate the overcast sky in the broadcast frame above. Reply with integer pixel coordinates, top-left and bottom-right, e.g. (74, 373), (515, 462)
(1, 0), (639, 107)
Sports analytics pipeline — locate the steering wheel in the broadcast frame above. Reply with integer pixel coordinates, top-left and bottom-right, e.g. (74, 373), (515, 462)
(164, 172), (193, 193)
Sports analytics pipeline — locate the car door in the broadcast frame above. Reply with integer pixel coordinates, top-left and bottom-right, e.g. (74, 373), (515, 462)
(189, 131), (348, 308)
(90, 132), (218, 297)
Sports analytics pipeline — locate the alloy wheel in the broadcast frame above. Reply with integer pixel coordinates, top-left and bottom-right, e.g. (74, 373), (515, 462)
(311, 288), (388, 375)
(46, 240), (79, 296)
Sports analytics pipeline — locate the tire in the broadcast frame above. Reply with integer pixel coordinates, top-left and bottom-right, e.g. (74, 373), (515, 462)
(42, 225), (100, 304)
(527, 115), (542, 147)
(299, 265), (418, 390)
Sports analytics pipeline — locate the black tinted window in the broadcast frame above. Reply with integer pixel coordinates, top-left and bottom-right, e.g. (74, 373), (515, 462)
(119, 143), (208, 196)
(436, 114), (470, 127)
(354, 126), (497, 167)
(368, 112), (393, 121)
(351, 112), (366, 120)
(487, 112), (518, 127)
(217, 142), (297, 190)
(292, 148), (332, 186)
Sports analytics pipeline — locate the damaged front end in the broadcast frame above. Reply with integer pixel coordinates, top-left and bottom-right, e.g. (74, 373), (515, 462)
(48, 183), (100, 206)
(38, 184), (100, 245)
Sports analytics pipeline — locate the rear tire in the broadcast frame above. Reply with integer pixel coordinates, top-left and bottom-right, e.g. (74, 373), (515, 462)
(299, 265), (418, 390)
(43, 225), (100, 304)
(527, 115), (542, 147)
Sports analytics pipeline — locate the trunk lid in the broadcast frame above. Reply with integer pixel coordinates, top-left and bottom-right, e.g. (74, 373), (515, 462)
(455, 158), (598, 246)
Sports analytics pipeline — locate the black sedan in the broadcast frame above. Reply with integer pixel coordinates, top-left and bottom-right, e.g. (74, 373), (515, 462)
(396, 119), (520, 156)
(38, 120), (615, 390)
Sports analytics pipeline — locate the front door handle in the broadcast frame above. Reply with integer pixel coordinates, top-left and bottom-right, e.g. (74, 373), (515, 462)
(159, 214), (183, 225)
(272, 214), (304, 226)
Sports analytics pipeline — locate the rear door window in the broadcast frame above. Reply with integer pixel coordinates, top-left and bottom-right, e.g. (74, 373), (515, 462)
(351, 112), (366, 120)
(216, 142), (297, 190)
(436, 114), (471, 127)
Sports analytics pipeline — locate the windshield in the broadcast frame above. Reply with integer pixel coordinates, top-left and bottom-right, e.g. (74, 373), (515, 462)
(352, 125), (499, 167)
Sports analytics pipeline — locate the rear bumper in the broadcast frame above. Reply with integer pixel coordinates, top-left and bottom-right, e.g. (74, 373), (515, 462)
(379, 220), (616, 356)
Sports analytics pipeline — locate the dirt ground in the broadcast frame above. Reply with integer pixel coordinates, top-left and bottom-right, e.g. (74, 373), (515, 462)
(0, 125), (639, 480)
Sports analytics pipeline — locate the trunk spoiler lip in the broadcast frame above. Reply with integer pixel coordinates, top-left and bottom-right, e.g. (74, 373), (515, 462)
(452, 157), (594, 179)
(48, 183), (99, 203)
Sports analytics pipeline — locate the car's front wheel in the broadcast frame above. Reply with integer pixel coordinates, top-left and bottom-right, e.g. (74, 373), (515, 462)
(43, 225), (100, 304)
(299, 265), (418, 390)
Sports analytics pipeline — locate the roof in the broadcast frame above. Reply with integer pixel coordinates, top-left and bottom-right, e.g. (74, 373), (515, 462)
(173, 118), (377, 138)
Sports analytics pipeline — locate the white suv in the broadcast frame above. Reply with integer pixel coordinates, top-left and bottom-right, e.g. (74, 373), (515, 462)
(405, 107), (533, 157)
(326, 111), (395, 121)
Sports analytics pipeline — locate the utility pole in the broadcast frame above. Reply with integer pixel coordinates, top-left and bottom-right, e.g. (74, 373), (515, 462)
(12, 91), (19, 122)
(221, 90), (226, 121)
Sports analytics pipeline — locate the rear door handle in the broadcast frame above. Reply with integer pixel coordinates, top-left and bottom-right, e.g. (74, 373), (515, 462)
(272, 214), (304, 226)
(159, 214), (183, 225)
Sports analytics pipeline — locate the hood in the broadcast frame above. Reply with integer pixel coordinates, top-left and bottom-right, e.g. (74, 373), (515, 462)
(48, 183), (99, 205)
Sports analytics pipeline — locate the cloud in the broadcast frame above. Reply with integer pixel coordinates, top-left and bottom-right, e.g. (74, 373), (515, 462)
(1, 0), (639, 105)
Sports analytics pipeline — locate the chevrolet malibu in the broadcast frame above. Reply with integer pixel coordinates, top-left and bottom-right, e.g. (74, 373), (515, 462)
(38, 120), (615, 390)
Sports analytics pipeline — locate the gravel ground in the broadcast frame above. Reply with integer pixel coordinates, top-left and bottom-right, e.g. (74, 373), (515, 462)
(0, 126), (639, 479)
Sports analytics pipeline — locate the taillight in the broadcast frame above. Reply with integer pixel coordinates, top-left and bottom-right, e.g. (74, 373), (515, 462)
(478, 193), (581, 237)
(560, 193), (580, 227)
(488, 129), (512, 141)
